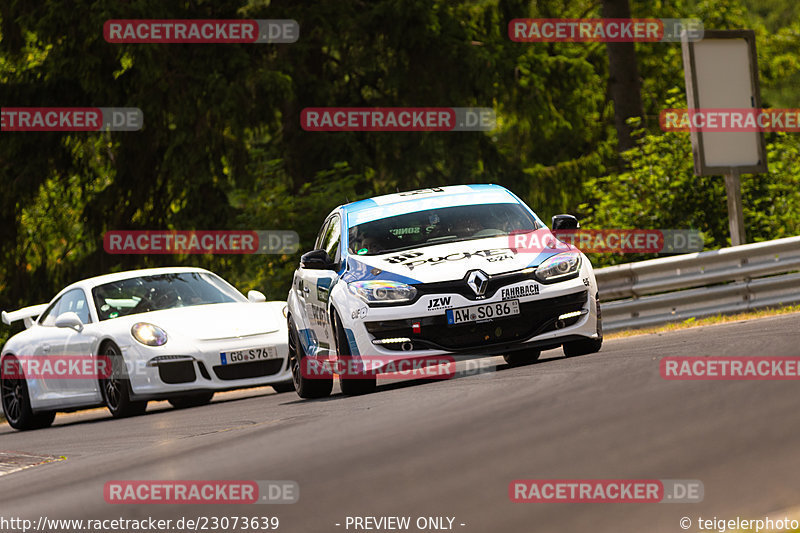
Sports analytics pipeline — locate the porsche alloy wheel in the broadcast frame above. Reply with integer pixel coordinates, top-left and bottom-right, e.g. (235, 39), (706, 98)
(99, 343), (148, 418)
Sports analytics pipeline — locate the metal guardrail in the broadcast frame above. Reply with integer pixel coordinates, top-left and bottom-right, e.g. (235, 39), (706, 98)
(595, 236), (800, 333)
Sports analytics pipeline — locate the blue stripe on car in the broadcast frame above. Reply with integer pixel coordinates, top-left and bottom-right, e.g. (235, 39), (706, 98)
(340, 257), (420, 284)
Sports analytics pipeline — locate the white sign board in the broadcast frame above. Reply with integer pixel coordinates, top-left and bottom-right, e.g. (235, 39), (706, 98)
(681, 30), (767, 174)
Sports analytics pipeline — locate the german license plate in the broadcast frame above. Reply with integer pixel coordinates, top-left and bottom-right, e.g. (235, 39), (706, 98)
(446, 300), (520, 325)
(220, 346), (278, 365)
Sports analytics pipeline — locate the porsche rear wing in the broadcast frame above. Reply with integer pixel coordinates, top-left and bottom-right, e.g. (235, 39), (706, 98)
(1, 303), (49, 329)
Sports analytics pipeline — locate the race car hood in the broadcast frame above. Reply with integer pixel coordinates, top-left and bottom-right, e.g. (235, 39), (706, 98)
(118, 302), (284, 341)
(343, 230), (574, 284)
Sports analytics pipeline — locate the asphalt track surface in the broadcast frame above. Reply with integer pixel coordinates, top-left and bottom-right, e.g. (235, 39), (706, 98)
(2, 313), (800, 533)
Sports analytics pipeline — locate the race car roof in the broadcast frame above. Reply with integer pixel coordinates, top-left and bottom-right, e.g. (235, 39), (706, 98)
(342, 184), (521, 226)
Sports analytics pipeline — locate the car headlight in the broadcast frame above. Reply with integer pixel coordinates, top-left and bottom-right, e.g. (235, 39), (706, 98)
(535, 252), (582, 283)
(348, 280), (417, 304)
(131, 322), (168, 346)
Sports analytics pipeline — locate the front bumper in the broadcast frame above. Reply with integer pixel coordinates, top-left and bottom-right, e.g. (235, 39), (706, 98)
(337, 273), (599, 372)
(121, 332), (292, 399)
(366, 290), (588, 352)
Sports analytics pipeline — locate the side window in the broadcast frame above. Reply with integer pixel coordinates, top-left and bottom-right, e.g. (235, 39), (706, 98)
(59, 289), (92, 324)
(37, 297), (63, 327)
(315, 219), (331, 250)
(323, 216), (341, 262)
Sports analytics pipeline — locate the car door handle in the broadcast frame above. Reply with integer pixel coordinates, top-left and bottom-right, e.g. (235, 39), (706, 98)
(42, 344), (51, 353)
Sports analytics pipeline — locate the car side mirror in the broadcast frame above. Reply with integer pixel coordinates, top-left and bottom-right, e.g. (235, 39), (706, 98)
(300, 249), (335, 270)
(552, 214), (580, 231)
(247, 290), (267, 303)
(54, 311), (84, 332)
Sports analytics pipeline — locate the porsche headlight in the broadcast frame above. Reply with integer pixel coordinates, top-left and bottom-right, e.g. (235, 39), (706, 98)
(348, 280), (417, 304)
(131, 322), (168, 346)
(534, 252), (582, 283)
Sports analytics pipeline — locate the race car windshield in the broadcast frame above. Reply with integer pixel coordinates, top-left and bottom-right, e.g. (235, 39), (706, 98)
(91, 272), (246, 320)
(348, 203), (542, 256)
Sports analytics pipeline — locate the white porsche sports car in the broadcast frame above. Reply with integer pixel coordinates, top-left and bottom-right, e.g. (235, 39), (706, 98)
(287, 184), (602, 398)
(1, 267), (292, 430)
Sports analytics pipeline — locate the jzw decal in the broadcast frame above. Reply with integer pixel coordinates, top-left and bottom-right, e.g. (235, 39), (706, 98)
(501, 284), (539, 300)
(427, 296), (452, 311)
(386, 248), (516, 270)
(582, 277), (590, 287)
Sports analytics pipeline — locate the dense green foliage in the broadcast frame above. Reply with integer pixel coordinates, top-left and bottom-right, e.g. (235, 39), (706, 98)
(1, 0), (798, 345)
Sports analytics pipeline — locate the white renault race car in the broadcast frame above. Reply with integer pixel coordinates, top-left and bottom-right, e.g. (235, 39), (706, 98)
(287, 184), (602, 398)
(1, 267), (292, 430)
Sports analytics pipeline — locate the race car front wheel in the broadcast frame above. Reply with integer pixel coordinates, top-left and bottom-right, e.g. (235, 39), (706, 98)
(562, 295), (603, 357)
(333, 311), (376, 396)
(0, 355), (56, 430)
(99, 342), (148, 418)
(288, 318), (333, 399)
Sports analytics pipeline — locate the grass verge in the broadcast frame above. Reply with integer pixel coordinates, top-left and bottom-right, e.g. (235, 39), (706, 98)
(606, 304), (800, 340)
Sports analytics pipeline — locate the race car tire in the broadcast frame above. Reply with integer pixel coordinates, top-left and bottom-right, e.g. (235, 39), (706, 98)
(288, 318), (333, 399)
(271, 381), (295, 393)
(168, 391), (214, 409)
(503, 348), (542, 367)
(333, 311), (376, 396)
(562, 337), (603, 357)
(563, 296), (603, 357)
(99, 342), (148, 418)
(0, 355), (56, 430)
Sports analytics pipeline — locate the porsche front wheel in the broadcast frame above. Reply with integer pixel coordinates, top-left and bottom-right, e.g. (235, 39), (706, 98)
(99, 343), (148, 418)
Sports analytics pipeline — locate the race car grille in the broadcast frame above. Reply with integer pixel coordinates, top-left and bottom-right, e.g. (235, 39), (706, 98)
(413, 270), (534, 301)
(365, 290), (588, 351)
(212, 359), (284, 380)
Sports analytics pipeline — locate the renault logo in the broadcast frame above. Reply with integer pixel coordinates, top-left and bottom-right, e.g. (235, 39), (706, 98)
(466, 270), (489, 296)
